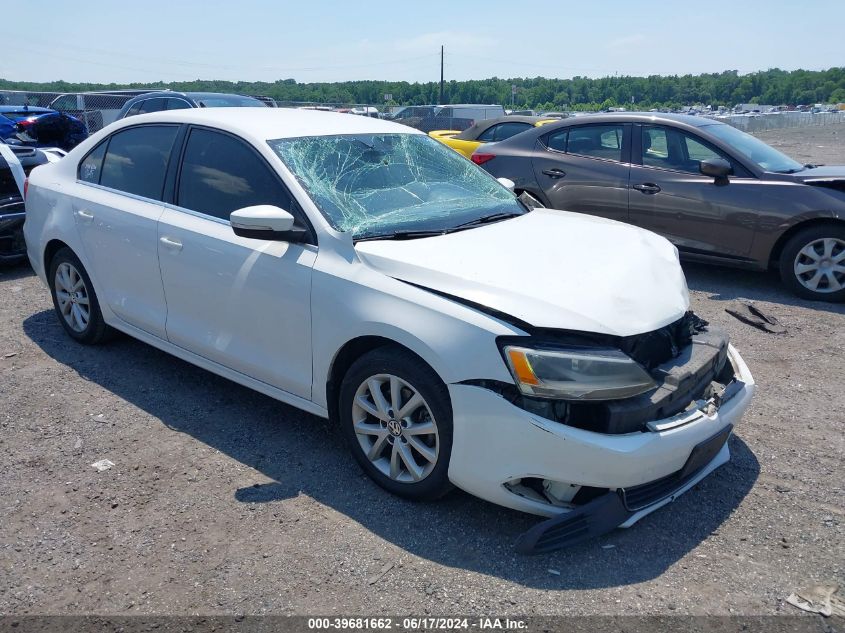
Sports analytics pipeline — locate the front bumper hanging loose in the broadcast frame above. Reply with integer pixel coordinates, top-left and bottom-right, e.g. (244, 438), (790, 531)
(514, 423), (734, 554)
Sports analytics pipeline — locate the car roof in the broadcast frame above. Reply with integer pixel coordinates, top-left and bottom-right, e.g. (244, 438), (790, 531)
(441, 104), (504, 109)
(557, 111), (720, 128)
(183, 92), (262, 100)
(0, 106), (53, 113)
(129, 91), (263, 100)
(112, 107), (425, 140)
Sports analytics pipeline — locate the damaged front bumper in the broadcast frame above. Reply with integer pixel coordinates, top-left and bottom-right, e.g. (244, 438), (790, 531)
(446, 344), (755, 553)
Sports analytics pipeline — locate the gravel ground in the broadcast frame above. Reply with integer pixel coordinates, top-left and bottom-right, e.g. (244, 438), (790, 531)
(0, 126), (843, 618)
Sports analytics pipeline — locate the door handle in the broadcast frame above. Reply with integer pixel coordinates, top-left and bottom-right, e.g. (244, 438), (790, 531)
(159, 236), (183, 251)
(75, 209), (94, 222)
(542, 168), (566, 178)
(633, 183), (662, 194)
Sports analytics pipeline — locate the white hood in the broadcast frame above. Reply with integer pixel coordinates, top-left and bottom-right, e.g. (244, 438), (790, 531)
(354, 209), (690, 337)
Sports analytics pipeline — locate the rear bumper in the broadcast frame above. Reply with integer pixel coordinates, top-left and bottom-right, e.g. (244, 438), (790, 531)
(447, 344), (754, 520)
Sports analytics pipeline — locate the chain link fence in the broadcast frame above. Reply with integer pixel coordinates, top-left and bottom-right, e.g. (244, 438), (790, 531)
(710, 110), (845, 133)
(1, 90), (137, 133)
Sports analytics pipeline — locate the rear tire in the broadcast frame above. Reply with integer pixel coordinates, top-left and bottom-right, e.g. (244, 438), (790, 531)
(339, 346), (454, 501)
(778, 225), (845, 302)
(48, 247), (114, 344)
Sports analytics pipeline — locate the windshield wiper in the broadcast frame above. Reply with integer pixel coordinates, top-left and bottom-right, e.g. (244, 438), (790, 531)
(452, 211), (525, 230)
(355, 229), (448, 242)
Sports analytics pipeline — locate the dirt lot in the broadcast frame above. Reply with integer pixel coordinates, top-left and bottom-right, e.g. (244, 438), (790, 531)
(1, 125), (843, 618)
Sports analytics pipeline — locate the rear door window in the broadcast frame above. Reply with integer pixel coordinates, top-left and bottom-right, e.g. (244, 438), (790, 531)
(125, 103), (143, 118)
(99, 125), (179, 200)
(545, 129), (568, 152)
(139, 98), (168, 114)
(477, 122), (532, 142)
(176, 127), (294, 221)
(166, 99), (192, 111)
(566, 124), (624, 162)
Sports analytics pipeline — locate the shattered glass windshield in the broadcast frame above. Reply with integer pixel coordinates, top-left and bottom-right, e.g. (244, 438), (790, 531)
(269, 133), (524, 239)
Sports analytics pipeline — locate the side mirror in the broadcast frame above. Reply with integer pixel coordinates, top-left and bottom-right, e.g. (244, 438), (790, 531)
(230, 205), (306, 242)
(700, 158), (732, 183)
(497, 177), (516, 191)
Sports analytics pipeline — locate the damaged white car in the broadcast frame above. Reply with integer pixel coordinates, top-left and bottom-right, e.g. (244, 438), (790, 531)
(24, 108), (755, 553)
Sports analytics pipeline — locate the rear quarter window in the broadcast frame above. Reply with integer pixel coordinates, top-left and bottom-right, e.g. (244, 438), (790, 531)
(78, 140), (108, 184)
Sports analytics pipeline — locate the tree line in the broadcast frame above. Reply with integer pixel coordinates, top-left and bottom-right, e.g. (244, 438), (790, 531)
(2, 68), (844, 110)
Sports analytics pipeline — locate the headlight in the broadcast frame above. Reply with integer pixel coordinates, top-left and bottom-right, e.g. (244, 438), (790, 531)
(503, 345), (657, 401)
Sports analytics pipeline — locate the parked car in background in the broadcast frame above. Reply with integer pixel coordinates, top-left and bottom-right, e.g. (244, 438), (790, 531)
(473, 112), (845, 301)
(1, 106), (55, 139)
(252, 95), (278, 107)
(116, 92), (267, 119)
(25, 108), (754, 552)
(350, 106), (380, 118)
(429, 115), (554, 159)
(49, 91), (148, 132)
(384, 105), (438, 127)
(1, 106), (87, 150)
(0, 141), (53, 262)
(416, 104), (506, 133)
(539, 112), (570, 119)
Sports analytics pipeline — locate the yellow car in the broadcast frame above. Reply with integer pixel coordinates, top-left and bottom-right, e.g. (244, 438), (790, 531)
(429, 116), (555, 159)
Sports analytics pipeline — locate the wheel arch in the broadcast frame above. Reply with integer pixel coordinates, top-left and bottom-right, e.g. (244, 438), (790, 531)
(325, 335), (439, 424)
(43, 238), (73, 276)
(768, 217), (845, 269)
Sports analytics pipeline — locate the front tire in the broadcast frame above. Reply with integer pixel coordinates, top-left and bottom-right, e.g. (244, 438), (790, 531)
(48, 247), (113, 344)
(339, 346), (454, 501)
(778, 225), (845, 302)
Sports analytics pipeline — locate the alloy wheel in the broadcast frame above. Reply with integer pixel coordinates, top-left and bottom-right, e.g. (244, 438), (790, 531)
(54, 262), (91, 332)
(351, 374), (439, 483)
(793, 237), (845, 294)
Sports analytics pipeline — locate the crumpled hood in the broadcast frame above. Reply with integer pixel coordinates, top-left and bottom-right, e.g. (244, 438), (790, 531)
(354, 209), (690, 337)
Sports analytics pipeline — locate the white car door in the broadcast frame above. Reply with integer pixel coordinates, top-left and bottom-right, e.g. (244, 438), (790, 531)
(73, 125), (180, 338)
(157, 127), (316, 399)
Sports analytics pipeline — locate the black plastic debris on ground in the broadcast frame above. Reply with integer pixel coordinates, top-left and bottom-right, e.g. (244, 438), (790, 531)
(725, 300), (787, 334)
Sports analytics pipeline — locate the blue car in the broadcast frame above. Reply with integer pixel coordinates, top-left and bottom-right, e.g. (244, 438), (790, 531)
(0, 106), (88, 150)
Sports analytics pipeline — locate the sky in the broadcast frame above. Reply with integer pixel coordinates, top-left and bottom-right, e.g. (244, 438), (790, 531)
(2, 0), (843, 85)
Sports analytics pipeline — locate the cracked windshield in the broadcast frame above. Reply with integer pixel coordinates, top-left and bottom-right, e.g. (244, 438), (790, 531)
(269, 133), (524, 239)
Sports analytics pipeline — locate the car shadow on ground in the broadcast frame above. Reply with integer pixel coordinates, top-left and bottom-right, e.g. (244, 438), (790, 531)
(24, 310), (760, 589)
(0, 262), (36, 283)
(682, 262), (845, 315)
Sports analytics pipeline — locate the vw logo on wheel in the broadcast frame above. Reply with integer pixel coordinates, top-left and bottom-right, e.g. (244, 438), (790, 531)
(387, 419), (403, 437)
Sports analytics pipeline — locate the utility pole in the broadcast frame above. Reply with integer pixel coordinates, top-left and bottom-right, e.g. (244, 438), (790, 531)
(439, 45), (444, 105)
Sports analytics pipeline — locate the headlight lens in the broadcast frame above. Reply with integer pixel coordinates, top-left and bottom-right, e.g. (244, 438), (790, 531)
(503, 345), (657, 400)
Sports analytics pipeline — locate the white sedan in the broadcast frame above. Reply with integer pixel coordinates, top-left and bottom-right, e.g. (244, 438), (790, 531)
(24, 108), (755, 553)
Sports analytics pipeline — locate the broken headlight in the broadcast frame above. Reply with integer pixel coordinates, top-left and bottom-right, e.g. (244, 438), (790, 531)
(503, 345), (657, 401)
